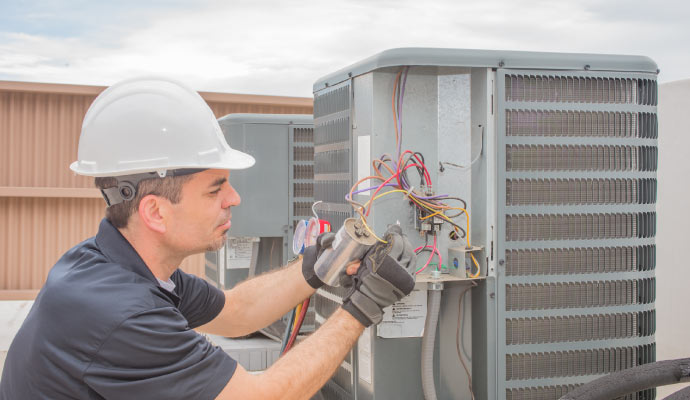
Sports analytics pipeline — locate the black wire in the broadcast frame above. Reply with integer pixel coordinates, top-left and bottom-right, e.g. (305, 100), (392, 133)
(400, 153), (420, 188)
(415, 233), (430, 255)
(442, 196), (468, 210)
(399, 152), (427, 191)
(411, 152), (427, 187)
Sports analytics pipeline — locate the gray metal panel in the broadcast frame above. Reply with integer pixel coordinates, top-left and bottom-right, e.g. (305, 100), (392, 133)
(352, 67), (475, 400)
(222, 122), (289, 237)
(314, 48), (658, 92)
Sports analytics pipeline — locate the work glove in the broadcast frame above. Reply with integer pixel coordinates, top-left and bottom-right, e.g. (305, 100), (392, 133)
(301, 232), (336, 289)
(340, 225), (416, 327)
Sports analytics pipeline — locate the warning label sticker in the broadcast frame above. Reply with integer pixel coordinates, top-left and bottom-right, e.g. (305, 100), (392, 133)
(376, 287), (427, 338)
(357, 326), (373, 384)
(225, 237), (259, 269)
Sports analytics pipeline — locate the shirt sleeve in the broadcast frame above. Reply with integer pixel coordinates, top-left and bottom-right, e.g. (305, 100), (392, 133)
(84, 307), (237, 400)
(172, 269), (226, 328)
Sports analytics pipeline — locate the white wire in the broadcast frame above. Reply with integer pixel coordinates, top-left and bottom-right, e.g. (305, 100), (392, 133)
(440, 126), (484, 170)
(311, 200), (323, 220)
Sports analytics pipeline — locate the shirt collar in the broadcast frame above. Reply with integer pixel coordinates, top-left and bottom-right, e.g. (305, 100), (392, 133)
(95, 218), (159, 286)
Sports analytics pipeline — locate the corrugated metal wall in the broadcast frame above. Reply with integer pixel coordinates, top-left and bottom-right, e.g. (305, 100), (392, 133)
(0, 81), (312, 297)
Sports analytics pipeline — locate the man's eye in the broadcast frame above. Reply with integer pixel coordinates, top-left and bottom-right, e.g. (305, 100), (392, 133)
(210, 188), (221, 195)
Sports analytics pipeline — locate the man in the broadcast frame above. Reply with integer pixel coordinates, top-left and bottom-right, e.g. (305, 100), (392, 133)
(0, 77), (416, 399)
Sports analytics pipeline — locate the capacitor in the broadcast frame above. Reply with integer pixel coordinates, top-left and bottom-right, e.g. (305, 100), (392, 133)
(313, 218), (378, 287)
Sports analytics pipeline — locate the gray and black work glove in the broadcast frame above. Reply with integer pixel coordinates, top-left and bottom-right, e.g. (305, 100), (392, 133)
(301, 232), (336, 289)
(341, 225), (416, 327)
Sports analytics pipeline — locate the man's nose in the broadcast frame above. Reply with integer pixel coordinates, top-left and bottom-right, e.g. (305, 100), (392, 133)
(221, 184), (241, 208)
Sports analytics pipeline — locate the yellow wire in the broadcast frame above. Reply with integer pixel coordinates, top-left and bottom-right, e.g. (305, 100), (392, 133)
(468, 253), (481, 278)
(360, 188), (481, 278)
(359, 216), (387, 244)
(292, 303), (302, 330)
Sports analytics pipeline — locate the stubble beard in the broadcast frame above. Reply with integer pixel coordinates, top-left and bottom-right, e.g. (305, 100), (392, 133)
(206, 230), (228, 252)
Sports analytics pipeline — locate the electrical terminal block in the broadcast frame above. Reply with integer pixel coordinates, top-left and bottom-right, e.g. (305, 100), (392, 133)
(415, 206), (443, 233)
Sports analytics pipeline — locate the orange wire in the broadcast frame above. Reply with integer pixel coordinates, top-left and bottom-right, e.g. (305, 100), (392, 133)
(391, 70), (402, 153)
(348, 175), (386, 215)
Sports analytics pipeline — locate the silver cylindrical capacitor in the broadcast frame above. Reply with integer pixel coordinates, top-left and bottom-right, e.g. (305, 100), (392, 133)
(314, 218), (378, 287)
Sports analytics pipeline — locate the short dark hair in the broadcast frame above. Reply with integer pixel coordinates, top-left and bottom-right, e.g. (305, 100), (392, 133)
(94, 174), (193, 228)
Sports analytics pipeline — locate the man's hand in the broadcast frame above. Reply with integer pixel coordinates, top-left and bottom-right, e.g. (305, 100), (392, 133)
(301, 232), (336, 289)
(340, 225), (416, 327)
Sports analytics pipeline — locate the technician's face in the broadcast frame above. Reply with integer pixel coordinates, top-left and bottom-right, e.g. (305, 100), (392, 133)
(167, 169), (240, 254)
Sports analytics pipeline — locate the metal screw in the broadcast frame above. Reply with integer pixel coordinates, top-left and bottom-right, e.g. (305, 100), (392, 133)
(489, 292), (495, 299)
(584, 64), (591, 71)
(499, 259), (505, 266)
(498, 61), (505, 67)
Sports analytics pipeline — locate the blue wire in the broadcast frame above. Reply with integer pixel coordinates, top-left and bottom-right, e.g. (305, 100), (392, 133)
(280, 308), (296, 354)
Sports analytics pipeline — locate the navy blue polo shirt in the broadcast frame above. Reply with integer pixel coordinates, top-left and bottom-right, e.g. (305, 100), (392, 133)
(0, 219), (237, 399)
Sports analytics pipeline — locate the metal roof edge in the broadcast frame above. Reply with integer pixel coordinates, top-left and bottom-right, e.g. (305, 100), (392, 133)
(313, 47), (659, 92)
(0, 80), (312, 107)
(217, 113), (313, 125)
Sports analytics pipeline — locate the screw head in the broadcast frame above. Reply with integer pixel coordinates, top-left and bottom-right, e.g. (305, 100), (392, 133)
(499, 259), (505, 266)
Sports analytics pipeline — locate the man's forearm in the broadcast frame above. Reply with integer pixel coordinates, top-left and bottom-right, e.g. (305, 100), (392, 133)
(217, 308), (365, 400)
(200, 259), (315, 337)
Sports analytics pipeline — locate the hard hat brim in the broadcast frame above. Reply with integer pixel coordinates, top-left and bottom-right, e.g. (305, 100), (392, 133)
(69, 147), (255, 177)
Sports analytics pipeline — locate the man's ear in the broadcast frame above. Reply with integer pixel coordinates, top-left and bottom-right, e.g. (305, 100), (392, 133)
(137, 195), (168, 234)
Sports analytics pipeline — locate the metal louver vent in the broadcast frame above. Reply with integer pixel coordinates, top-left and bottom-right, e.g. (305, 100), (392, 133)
(293, 183), (313, 198)
(499, 68), (657, 399)
(506, 384), (582, 400)
(293, 165), (314, 180)
(637, 79), (658, 106)
(294, 127), (314, 142)
(293, 146), (314, 161)
(316, 211), (350, 232)
(293, 202), (313, 217)
(314, 117), (350, 145)
(314, 85), (350, 117)
(506, 310), (655, 344)
(506, 178), (657, 205)
(505, 278), (655, 310)
(505, 75), (640, 104)
(506, 344), (656, 380)
(505, 213), (657, 241)
(506, 145), (658, 171)
(505, 245), (656, 276)
(314, 149), (350, 174)
(506, 110), (637, 137)
(314, 180), (351, 203)
(313, 82), (354, 398)
(638, 113), (658, 138)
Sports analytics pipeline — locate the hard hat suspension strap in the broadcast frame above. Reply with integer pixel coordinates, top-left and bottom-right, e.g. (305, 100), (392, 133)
(99, 169), (207, 207)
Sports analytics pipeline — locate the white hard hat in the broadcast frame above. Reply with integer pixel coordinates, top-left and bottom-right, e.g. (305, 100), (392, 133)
(70, 77), (255, 177)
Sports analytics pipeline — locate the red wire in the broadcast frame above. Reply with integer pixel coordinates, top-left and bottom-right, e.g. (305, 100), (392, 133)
(416, 235), (440, 275)
(284, 298), (310, 352)
(366, 163), (424, 217)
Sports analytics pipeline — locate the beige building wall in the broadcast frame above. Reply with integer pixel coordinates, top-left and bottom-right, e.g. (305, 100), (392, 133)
(0, 80), (312, 299)
(656, 79), (690, 398)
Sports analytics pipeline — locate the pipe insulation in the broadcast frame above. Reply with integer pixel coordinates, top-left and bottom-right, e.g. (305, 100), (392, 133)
(561, 358), (690, 400)
(422, 288), (442, 400)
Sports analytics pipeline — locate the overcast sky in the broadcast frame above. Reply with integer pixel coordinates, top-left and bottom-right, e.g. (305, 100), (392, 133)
(0, 0), (688, 97)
